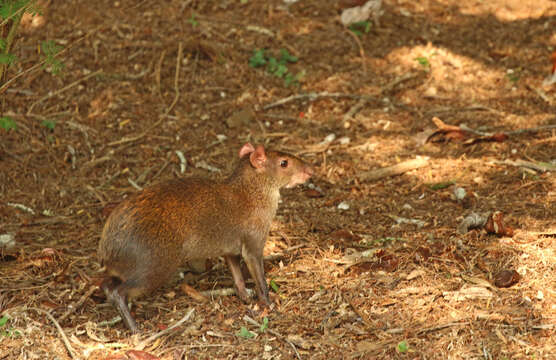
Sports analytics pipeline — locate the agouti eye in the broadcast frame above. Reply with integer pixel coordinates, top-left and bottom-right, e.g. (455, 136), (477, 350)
(280, 159), (288, 168)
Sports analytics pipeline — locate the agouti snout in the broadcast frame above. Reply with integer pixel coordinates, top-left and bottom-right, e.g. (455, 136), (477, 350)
(98, 143), (313, 332)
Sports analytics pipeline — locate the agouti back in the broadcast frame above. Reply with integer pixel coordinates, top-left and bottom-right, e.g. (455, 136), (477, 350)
(98, 143), (314, 332)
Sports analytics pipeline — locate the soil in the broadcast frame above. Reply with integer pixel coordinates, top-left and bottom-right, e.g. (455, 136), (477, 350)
(1, 0), (555, 359)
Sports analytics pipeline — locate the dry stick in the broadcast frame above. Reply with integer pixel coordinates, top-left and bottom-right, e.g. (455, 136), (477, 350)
(135, 308), (195, 351)
(29, 307), (79, 359)
(58, 285), (99, 323)
(360, 157), (430, 181)
(242, 315), (301, 360)
(163, 41), (183, 117)
(344, 28), (366, 73)
(27, 70), (103, 114)
(263, 92), (376, 110)
(0, 26), (101, 95)
(154, 49), (167, 98)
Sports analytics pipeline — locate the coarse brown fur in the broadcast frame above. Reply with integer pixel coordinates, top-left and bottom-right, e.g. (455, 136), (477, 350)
(98, 144), (313, 332)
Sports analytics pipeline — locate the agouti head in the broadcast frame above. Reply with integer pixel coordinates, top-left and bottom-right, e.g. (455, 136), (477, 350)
(236, 142), (314, 189)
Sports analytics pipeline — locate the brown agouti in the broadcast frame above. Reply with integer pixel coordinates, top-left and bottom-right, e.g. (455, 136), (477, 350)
(98, 143), (314, 332)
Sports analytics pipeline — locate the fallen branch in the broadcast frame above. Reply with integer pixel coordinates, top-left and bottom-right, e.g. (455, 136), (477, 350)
(263, 92), (377, 110)
(491, 159), (556, 173)
(243, 315), (301, 360)
(360, 157), (430, 181)
(29, 307), (79, 359)
(135, 308), (195, 351)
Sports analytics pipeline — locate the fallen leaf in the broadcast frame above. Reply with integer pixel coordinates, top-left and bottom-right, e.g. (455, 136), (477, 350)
(494, 270), (520, 288)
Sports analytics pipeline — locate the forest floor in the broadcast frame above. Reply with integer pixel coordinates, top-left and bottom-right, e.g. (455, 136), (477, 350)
(1, 0), (555, 359)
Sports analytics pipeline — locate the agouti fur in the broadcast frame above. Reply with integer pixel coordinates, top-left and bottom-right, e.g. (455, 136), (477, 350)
(98, 143), (314, 332)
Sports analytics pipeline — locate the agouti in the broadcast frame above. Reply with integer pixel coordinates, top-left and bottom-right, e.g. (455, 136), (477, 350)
(98, 143), (314, 332)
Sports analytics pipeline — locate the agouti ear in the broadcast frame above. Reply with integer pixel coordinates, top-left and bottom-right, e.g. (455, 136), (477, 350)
(249, 145), (267, 169)
(238, 143), (255, 158)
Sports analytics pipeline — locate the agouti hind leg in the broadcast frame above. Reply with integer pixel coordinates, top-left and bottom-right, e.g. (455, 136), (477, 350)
(224, 255), (250, 302)
(101, 277), (138, 333)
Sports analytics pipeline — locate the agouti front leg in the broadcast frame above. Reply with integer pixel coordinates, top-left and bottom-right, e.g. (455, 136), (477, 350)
(101, 278), (138, 333)
(242, 245), (270, 305)
(224, 255), (250, 302)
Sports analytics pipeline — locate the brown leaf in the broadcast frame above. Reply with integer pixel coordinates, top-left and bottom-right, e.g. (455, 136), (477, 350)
(126, 350), (161, 360)
(379, 254), (399, 272)
(494, 270), (520, 288)
(180, 283), (208, 303)
(485, 211), (513, 237)
(329, 229), (361, 242)
(304, 188), (324, 198)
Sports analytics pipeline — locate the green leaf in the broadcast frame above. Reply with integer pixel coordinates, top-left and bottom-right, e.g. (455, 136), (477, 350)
(279, 49), (297, 63)
(0, 316), (8, 327)
(397, 340), (409, 353)
(274, 63), (288, 78)
(40, 40), (64, 75)
(188, 14), (198, 27)
(266, 56), (278, 73)
(0, 116), (17, 130)
(248, 49), (266, 68)
(349, 21), (372, 36)
(0, 38), (6, 51)
(426, 181), (455, 190)
(269, 279), (279, 293)
(0, 53), (16, 65)
(237, 326), (255, 339)
(260, 317), (269, 332)
(415, 57), (430, 67)
(41, 119), (56, 130)
(0, 0), (30, 20)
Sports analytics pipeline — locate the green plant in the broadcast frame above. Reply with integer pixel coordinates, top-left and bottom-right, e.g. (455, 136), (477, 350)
(237, 326), (255, 339)
(41, 119), (55, 130)
(248, 48), (303, 87)
(0, 315), (21, 338)
(415, 56), (430, 68)
(0, 0), (64, 94)
(260, 317), (268, 332)
(506, 69), (520, 83)
(348, 21), (372, 37)
(187, 13), (198, 27)
(269, 279), (279, 293)
(0, 115), (16, 130)
(40, 40), (63, 74)
(397, 340), (409, 353)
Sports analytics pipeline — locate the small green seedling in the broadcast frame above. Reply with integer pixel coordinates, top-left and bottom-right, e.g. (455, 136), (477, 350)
(41, 119), (56, 130)
(0, 116), (17, 130)
(348, 21), (372, 37)
(506, 69), (520, 83)
(0, 315), (21, 338)
(188, 13), (198, 27)
(415, 57), (430, 68)
(40, 40), (64, 75)
(249, 48), (266, 68)
(397, 340), (409, 353)
(269, 279), (279, 293)
(237, 326), (255, 339)
(426, 181), (455, 190)
(260, 317), (269, 332)
(248, 48), (302, 87)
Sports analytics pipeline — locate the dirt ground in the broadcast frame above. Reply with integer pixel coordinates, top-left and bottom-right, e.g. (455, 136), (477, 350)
(1, 0), (555, 359)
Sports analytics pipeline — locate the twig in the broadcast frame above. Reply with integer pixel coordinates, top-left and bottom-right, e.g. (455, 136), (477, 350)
(360, 157), (430, 181)
(526, 84), (553, 105)
(29, 307), (79, 359)
(201, 287), (255, 298)
(27, 69), (103, 114)
(263, 92), (378, 110)
(344, 28), (366, 73)
(135, 308), (195, 351)
(163, 42), (183, 117)
(154, 49), (167, 98)
(243, 315), (301, 360)
(59, 285), (99, 323)
(491, 159), (556, 173)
